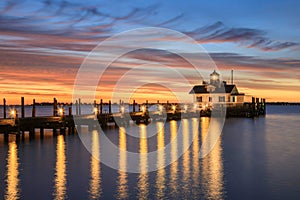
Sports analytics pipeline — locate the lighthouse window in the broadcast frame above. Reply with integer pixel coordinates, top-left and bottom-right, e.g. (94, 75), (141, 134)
(219, 96), (225, 102)
(232, 96), (236, 102)
(196, 96), (202, 102)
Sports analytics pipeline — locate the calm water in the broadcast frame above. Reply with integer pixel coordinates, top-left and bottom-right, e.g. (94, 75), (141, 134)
(1, 105), (300, 199)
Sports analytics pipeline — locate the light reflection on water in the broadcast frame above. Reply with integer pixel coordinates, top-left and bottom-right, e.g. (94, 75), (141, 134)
(156, 122), (165, 199)
(89, 130), (101, 199)
(5, 141), (20, 200)
(137, 124), (149, 200)
(170, 120), (179, 198)
(192, 118), (200, 199)
(2, 118), (225, 199)
(201, 117), (224, 200)
(117, 127), (127, 199)
(182, 119), (191, 197)
(54, 135), (67, 200)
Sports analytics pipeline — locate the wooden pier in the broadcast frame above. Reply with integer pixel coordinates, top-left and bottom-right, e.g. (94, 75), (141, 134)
(0, 97), (266, 142)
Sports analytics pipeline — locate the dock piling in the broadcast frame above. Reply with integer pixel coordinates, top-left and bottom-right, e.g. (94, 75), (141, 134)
(69, 107), (72, 116)
(21, 97), (25, 118)
(263, 98), (266, 115)
(100, 99), (103, 114)
(75, 100), (79, 115)
(40, 128), (44, 139)
(32, 99), (36, 117)
(94, 100), (97, 109)
(3, 98), (6, 119)
(29, 128), (35, 140)
(256, 98), (259, 116)
(251, 97), (255, 116)
(146, 100), (149, 111)
(109, 100), (112, 114)
(133, 100), (136, 112)
(78, 98), (81, 115)
(53, 98), (57, 116)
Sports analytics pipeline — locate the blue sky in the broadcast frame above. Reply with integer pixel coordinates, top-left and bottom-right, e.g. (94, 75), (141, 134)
(0, 0), (299, 102)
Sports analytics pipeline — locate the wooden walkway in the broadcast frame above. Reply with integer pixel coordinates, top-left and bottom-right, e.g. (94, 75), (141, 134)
(0, 97), (266, 142)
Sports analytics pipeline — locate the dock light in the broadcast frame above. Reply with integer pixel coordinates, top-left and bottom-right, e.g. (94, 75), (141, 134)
(184, 105), (188, 112)
(141, 105), (146, 113)
(193, 103), (198, 110)
(172, 105), (176, 111)
(158, 105), (163, 112)
(58, 108), (64, 116)
(93, 107), (98, 114)
(10, 109), (17, 118)
(120, 106), (125, 114)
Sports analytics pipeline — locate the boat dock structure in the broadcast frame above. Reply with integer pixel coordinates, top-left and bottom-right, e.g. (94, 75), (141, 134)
(0, 96), (266, 142)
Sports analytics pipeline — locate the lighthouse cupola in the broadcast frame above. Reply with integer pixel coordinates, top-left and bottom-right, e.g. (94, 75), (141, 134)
(210, 70), (220, 87)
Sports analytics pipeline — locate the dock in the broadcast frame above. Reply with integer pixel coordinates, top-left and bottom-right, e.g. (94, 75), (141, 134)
(0, 97), (266, 142)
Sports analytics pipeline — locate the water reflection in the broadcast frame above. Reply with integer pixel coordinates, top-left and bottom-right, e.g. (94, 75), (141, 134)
(192, 118), (200, 198)
(117, 127), (128, 199)
(5, 141), (20, 200)
(156, 122), (165, 199)
(169, 120), (178, 197)
(54, 135), (67, 200)
(182, 119), (191, 195)
(89, 130), (101, 199)
(201, 117), (224, 200)
(138, 124), (149, 199)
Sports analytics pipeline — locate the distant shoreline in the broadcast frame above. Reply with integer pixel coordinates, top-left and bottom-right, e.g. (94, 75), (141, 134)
(266, 102), (300, 105)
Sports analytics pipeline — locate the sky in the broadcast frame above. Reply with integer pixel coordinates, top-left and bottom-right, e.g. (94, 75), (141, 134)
(0, 0), (300, 104)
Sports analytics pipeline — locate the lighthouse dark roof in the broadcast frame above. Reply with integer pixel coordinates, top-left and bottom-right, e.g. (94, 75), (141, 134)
(189, 84), (237, 94)
(210, 70), (219, 76)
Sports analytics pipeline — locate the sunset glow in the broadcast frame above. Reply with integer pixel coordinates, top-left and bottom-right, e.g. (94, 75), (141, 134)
(0, 0), (299, 104)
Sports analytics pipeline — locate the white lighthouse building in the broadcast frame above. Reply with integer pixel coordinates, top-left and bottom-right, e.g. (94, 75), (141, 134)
(189, 70), (245, 108)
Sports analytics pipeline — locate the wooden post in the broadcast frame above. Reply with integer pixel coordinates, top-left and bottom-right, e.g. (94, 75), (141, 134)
(4, 132), (9, 143)
(40, 128), (44, 139)
(157, 100), (159, 104)
(252, 97), (255, 116)
(109, 100), (112, 114)
(133, 100), (136, 112)
(100, 99), (103, 114)
(16, 134), (20, 143)
(32, 99), (36, 117)
(256, 98), (259, 116)
(68, 107), (72, 135)
(263, 98), (266, 115)
(94, 100), (97, 108)
(78, 98), (81, 115)
(53, 128), (57, 136)
(60, 128), (66, 135)
(29, 128), (35, 140)
(68, 126), (72, 135)
(21, 97), (25, 118)
(69, 107), (72, 116)
(260, 98), (263, 115)
(53, 98), (57, 116)
(3, 98), (6, 119)
(75, 100), (79, 115)
(146, 100), (148, 111)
